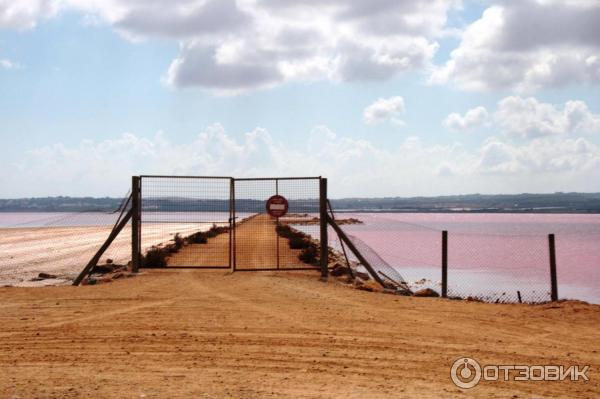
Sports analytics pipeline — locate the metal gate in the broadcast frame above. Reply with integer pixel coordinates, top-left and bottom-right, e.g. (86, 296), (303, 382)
(233, 177), (322, 271)
(137, 175), (233, 269)
(132, 176), (327, 274)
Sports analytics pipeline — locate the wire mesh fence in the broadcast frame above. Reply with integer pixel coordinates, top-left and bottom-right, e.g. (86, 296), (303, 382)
(327, 213), (561, 303)
(134, 176), (323, 271)
(344, 234), (408, 288)
(446, 233), (551, 303)
(234, 178), (321, 271)
(140, 176), (232, 268)
(554, 232), (600, 304)
(0, 196), (132, 286)
(324, 215), (442, 291)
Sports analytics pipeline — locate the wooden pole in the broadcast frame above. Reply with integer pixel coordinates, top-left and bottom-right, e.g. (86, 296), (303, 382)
(229, 177), (234, 271)
(326, 215), (386, 287)
(232, 178), (237, 271)
(73, 209), (133, 285)
(549, 233), (558, 301)
(319, 178), (329, 279)
(131, 176), (141, 273)
(276, 179), (280, 270)
(327, 199), (354, 279)
(442, 230), (448, 298)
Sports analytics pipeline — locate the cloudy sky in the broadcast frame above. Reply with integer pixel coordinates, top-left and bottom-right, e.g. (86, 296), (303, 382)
(1, 0), (599, 198)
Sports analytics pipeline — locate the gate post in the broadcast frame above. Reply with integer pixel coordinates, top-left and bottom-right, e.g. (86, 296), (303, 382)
(319, 177), (328, 279)
(131, 176), (141, 273)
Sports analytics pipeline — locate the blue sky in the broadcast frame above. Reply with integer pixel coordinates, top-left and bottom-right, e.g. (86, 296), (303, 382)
(1, 1), (600, 198)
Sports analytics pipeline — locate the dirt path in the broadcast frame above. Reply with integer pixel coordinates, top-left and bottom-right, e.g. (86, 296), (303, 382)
(0, 269), (598, 398)
(168, 214), (310, 269)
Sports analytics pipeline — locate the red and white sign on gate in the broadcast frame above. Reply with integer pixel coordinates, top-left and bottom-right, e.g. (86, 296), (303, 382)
(266, 195), (289, 218)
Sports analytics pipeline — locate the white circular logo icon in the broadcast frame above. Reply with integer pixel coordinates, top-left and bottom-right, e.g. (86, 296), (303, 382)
(451, 357), (482, 389)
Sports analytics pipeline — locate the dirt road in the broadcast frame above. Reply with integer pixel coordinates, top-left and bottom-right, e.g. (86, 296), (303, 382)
(168, 214), (311, 269)
(0, 269), (598, 398)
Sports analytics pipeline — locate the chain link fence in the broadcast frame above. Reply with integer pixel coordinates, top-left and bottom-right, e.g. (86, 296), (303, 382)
(446, 233), (551, 303)
(327, 213), (567, 303)
(325, 215), (442, 292)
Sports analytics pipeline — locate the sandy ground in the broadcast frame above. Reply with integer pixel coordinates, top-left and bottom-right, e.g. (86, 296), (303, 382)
(168, 214), (312, 269)
(0, 223), (212, 286)
(0, 269), (598, 398)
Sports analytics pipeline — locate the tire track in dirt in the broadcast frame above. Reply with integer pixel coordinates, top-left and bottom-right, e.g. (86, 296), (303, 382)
(0, 270), (599, 398)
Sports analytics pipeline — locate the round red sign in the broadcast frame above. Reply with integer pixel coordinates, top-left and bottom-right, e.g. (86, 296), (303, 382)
(266, 195), (289, 218)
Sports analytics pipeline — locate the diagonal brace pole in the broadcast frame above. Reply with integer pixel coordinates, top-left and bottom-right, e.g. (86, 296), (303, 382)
(73, 208), (133, 286)
(327, 200), (355, 279)
(326, 215), (386, 288)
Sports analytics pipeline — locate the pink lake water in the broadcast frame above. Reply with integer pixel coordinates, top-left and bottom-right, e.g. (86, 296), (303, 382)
(329, 213), (600, 304)
(1, 212), (598, 303)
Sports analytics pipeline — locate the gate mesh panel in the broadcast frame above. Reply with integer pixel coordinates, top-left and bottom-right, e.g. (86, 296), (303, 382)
(140, 176), (231, 268)
(234, 178), (321, 270)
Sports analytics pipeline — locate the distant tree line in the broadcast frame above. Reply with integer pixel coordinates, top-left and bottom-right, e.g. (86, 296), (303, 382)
(1, 192), (599, 213)
(0, 196), (123, 212)
(331, 192), (600, 213)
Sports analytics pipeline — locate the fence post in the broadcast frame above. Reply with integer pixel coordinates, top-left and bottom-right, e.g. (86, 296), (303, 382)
(442, 230), (448, 298)
(231, 178), (237, 272)
(131, 176), (141, 273)
(548, 233), (558, 301)
(319, 177), (329, 280)
(276, 178), (280, 270)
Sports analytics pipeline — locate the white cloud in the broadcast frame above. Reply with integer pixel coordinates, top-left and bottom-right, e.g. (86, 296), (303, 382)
(0, 58), (19, 69)
(430, 1), (600, 91)
(5, 1), (600, 95)
(4, 124), (600, 198)
(436, 163), (455, 177)
(0, 0), (58, 30)
(1, 0), (460, 93)
(165, 41), (285, 93)
(478, 139), (521, 174)
(158, 0), (450, 92)
(363, 96), (406, 125)
(477, 136), (600, 176)
(495, 96), (600, 138)
(444, 106), (489, 131)
(442, 96), (600, 138)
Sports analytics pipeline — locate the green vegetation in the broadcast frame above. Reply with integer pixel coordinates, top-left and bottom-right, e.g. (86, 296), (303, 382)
(276, 223), (319, 265)
(289, 236), (310, 249)
(187, 224), (229, 244)
(188, 232), (208, 244)
(141, 224), (229, 268)
(141, 247), (168, 268)
(298, 245), (318, 265)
